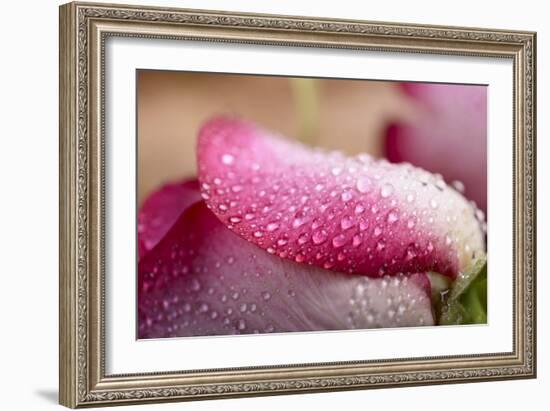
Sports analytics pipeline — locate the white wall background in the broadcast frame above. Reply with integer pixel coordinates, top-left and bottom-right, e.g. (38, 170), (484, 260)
(0, 0), (546, 409)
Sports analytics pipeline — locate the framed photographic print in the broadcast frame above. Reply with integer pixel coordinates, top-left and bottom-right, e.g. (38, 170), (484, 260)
(59, 1), (537, 408)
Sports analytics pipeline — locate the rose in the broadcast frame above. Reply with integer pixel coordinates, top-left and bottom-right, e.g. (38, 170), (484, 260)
(138, 117), (485, 338)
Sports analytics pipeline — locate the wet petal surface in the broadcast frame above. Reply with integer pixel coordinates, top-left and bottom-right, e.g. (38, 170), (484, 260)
(138, 201), (434, 338)
(198, 117), (484, 279)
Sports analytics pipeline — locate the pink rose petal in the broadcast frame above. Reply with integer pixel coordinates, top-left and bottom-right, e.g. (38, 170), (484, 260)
(385, 83), (487, 213)
(137, 179), (201, 259)
(138, 201), (434, 338)
(197, 117), (484, 279)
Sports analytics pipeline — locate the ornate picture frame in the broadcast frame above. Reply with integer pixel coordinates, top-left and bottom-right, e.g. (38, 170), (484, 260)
(59, 1), (536, 408)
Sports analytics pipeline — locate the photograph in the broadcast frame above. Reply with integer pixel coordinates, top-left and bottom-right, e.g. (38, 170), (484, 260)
(136, 71), (488, 339)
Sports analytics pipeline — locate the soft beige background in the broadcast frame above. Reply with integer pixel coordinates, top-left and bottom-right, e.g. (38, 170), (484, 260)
(137, 71), (415, 204)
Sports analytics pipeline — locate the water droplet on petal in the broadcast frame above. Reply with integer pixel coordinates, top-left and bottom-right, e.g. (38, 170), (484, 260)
(387, 210), (399, 224)
(237, 319), (246, 330)
(452, 180), (465, 193)
(277, 238), (288, 246)
(190, 278), (201, 292)
(381, 183), (394, 198)
(292, 213), (307, 228)
(261, 291), (272, 301)
(341, 190), (353, 202)
(266, 222), (280, 232)
(356, 177), (372, 193)
(298, 232), (309, 245)
(332, 234), (347, 248)
(405, 245), (417, 261)
(427, 241), (434, 253)
(374, 226), (383, 237)
(221, 154), (234, 165)
(340, 215), (355, 230)
(331, 167), (342, 176)
(430, 199), (439, 209)
(475, 209), (485, 221)
(406, 193), (415, 203)
(352, 234), (362, 247)
(354, 204), (365, 214)
(312, 229), (328, 245)
(229, 216), (242, 224)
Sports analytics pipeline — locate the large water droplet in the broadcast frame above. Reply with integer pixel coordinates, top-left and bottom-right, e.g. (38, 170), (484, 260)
(266, 222), (279, 232)
(311, 218), (322, 230)
(312, 229), (328, 245)
(475, 209), (485, 221)
(221, 153), (234, 165)
(190, 278), (201, 292)
(332, 234), (347, 248)
(356, 176), (372, 193)
(229, 216), (242, 224)
(237, 319), (246, 330)
(295, 253), (305, 263)
(277, 238), (288, 246)
(354, 203), (365, 214)
(387, 210), (399, 224)
(292, 213), (307, 228)
(405, 245), (416, 261)
(374, 226), (383, 237)
(352, 234), (362, 247)
(341, 190), (353, 202)
(380, 183), (394, 198)
(340, 215), (355, 230)
(298, 232), (309, 245)
(435, 179), (446, 190)
(452, 180), (465, 193)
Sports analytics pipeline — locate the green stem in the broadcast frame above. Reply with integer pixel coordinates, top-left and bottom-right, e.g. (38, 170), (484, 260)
(290, 78), (320, 145)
